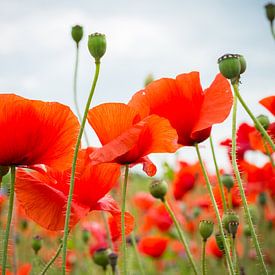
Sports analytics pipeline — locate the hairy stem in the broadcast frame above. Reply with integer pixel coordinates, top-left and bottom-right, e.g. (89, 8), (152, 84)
(131, 233), (145, 275)
(202, 240), (207, 275)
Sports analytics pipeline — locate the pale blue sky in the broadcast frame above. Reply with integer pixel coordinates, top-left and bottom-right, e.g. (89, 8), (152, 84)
(0, 0), (274, 173)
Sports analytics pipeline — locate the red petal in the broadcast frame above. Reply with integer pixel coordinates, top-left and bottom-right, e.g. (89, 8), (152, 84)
(260, 96), (275, 115)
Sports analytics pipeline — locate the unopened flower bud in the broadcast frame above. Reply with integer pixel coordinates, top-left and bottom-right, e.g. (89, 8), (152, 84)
(199, 220), (214, 241)
(82, 229), (90, 244)
(32, 235), (42, 254)
(88, 33), (107, 62)
(222, 211), (239, 233)
(256, 114), (270, 131)
(228, 221), (239, 238)
(218, 54), (241, 80)
(221, 174), (234, 191)
(93, 248), (111, 270)
(265, 3), (275, 23)
(149, 180), (168, 201)
(215, 232), (225, 252)
(71, 25), (83, 45)
(144, 73), (154, 87)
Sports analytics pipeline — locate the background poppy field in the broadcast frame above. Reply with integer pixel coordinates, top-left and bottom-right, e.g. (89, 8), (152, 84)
(0, 1), (274, 275)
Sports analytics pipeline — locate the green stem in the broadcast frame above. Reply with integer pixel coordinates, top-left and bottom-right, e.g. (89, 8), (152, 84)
(209, 136), (227, 212)
(263, 138), (274, 168)
(234, 86), (275, 151)
(1, 165), (16, 275)
(102, 212), (114, 250)
(61, 61), (101, 274)
(131, 233), (145, 275)
(73, 44), (89, 146)
(195, 144), (235, 275)
(202, 240), (206, 275)
(121, 165), (129, 275)
(162, 199), (199, 275)
(270, 21), (275, 40)
(231, 86), (268, 275)
(40, 242), (63, 275)
(228, 191), (232, 210)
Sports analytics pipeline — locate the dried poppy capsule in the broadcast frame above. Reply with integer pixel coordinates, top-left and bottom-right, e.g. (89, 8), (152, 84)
(265, 3), (275, 23)
(221, 174), (234, 191)
(199, 220), (214, 241)
(71, 25), (83, 45)
(88, 33), (107, 62)
(149, 180), (168, 201)
(256, 114), (270, 130)
(222, 211), (239, 233)
(218, 54), (241, 80)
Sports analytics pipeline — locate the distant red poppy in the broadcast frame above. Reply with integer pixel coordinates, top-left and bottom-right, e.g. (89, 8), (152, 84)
(129, 72), (232, 146)
(260, 96), (275, 115)
(133, 192), (155, 211)
(87, 103), (178, 176)
(206, 237), (223, 258)
(138, 236), (169, 258)
(15, 148), (133, 234)
(5, 263), (31, 275)
(0, 94), (79, 170)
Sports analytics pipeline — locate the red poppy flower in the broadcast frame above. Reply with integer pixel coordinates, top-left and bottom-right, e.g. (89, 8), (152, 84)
(260, 96), (275, 115)
(128, 72), (232, 146)
(133, 192), (155, 211)
(206, 237), (223, 258)
(15, 148), (133, 233)
(0, 94), (79, 170)
(173, 161), (202, 200)
(5, 263), (32, 275)
(87, 103), (178, 176)
(138, 236), (169, 258)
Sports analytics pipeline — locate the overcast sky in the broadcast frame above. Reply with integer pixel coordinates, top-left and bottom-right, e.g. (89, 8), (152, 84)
(0, 0), (274, 174)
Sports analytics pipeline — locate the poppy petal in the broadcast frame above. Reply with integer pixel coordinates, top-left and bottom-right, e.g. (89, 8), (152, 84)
(192, 74), (232, 136)
(259, 96), (275, 115)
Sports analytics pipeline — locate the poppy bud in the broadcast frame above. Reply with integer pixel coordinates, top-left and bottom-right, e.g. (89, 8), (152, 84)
(215, 232), (225, 252)
(108, 252), (118, 273)
(20, 219), (28, 231)
(71, 25), (83, 45)
(93, 248), (111, 270)
(32, 235), (42, 255)
(221, 174), (234, 191)
(218, 54), (241, 80)
(149, 180), (168, 201)
(82, 229), (90, 244)
(248, 205), (259, 225)
(144, 73), (154, 87)
(222, 211), (239, 233)
(88, 33), (107, 62)
(199, 220), (214, 241)
(265, 3), (275, 23)
(256, 114), (270, 131)
(228, 221), (239, 238)
(258, 192), (267, 206)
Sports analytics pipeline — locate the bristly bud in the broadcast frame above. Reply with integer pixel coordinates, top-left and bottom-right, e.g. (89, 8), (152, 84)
(144, 73), (154, 87)
(88, 33), (107, 62)
(256, 114), (270, 131)
(149, 180), (168, 201)
(265, 3), (275, 23)
(215, 232), (225, 252)
(199, 220), (214, 241)
(108, 252), (118, 273)
(71, 25), (83, 45)
(228, 221), (239, 238)
(222, 211), (239, 233)
(32, 235), (42, 255)
(221, 174), (234, 191)
(93, 248), (111, 270)
(218, 54), (241, 81)
(82, 229), (90, 244)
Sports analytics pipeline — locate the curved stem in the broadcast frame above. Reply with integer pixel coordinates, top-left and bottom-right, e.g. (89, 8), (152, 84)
(263, 138), (274, 168)
(1, 165), (16, 275)
(231, 86), (268, 274)
(61, 61), (101, 274)
(209, 136), (227, 212)
(131, 233), (145, 275)
(40, 242), (63, 275)
(121, 165), (129, 275)
(73, 44), (89, 146)
(234, 86), (275, 151)
(231, 238), (239, 275)
(202, 240), (206, 275)
(195, 144), (235, 275)
(162, 199), (199, 275)
(102, 212), (114, 250)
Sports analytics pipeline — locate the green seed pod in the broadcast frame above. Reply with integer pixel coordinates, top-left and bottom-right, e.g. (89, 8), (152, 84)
(71, 25), (83, 44)
(32, 235), (42, 254)
(228, 221), (239, 238)
(93, 248), (111, 270)
(235, 54), (247, 74)
(215, 232), (225, 252)
(88, 33), (107, 62)
(221, 174), (234, 191)
(199, 220), (214, 241)
(82, 229), (90, 244)
(256, 114), (270, 131)
(144, 73), (154, 87)
(248, 205), (259, 225)
(218, 54), (241, 80)
(149, 180), (168, 201)
(222, 211), (239, 233)
(265, 3), (275, 23)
